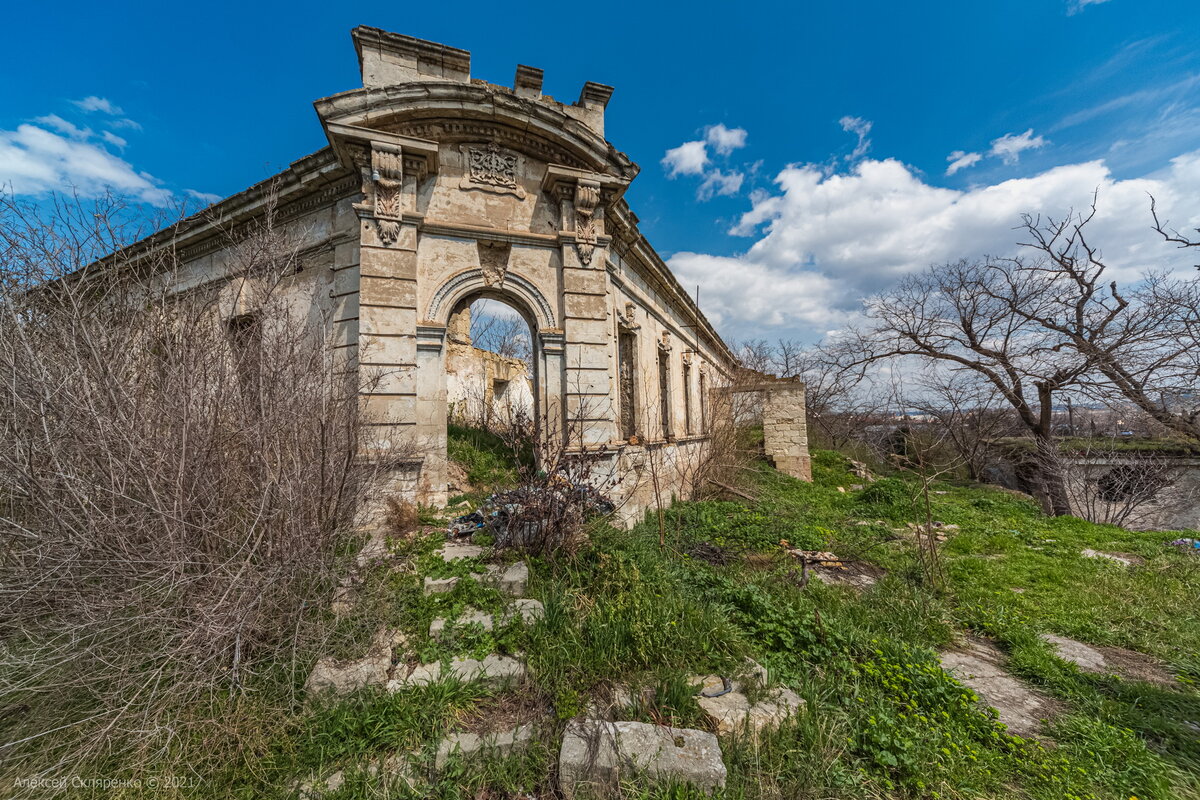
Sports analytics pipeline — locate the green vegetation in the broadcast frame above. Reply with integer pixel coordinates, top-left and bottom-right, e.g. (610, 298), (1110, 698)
(446, 423), (531, 490)
(76, 442), (1199, 799)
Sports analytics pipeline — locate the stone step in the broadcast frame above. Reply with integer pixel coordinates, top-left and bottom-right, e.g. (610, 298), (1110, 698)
(422, 561), (529, 596)
(429, 599), (544, 639)
(695, 685), (805, 737)
(434, 725), (535, 770)
(436, 542), (486, 561)
(430, 608), (494, 638)
(388, 653), (526, 690)
(559, 719), (726, 799)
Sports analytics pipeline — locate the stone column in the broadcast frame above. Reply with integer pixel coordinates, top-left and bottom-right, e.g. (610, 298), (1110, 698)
(762, 383), (812, 481)
(551, 176), (618, 448)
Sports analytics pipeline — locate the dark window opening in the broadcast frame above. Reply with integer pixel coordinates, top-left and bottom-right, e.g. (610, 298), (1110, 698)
(658, 350), (672, 439)
(618, 331), (637, 440)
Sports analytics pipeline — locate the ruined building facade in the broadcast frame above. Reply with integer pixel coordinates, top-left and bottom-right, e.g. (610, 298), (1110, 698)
(128, 26), (810, 520)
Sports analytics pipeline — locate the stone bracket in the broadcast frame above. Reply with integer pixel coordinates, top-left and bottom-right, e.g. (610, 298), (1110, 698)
(542, 165), (629, 267)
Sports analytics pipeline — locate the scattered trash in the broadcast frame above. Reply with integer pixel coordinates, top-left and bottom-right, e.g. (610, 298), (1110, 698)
(1169, 538), (1199, 555)
(448, 480), (614, 546)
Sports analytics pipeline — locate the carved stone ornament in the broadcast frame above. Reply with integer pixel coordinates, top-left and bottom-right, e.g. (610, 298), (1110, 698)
(371, 145), (404, 246)
(616, 300), (639, 331)
(574, 180), (601, 266)
(657, 331), (672, 353)
(682, 351), (695, 367)
(478, 240), (511, 287)
(460, 143), (526, 198)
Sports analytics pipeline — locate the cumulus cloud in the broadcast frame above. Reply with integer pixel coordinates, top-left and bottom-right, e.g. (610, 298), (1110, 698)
(72, 96), (123, 115)
(839, 116), (873, 161)
(0, 119), (170, 205)
(989, 128), (1048, 164)
(697, 169), (744, 200)
(945, 150), (983, 175)
(663, 124), (752, 200)
(661, 140), (709, 177)
(705, 124), (747, 156)
(669, 151), (1200, 340)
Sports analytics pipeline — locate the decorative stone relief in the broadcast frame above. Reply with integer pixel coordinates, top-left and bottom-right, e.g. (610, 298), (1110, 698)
(477, 240), (511, 287)
(616, 300), (639, 332)
(573, 180), (600, 266)
(460, 143), (526, 198)
(657, 331), (672, 353)
(371, 146), (404, 246)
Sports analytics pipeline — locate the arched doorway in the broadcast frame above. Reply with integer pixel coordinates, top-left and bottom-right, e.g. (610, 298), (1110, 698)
(419, 268), (565, 504)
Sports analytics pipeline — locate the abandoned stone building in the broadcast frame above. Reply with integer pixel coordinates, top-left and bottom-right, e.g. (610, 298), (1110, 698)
(119, 26), (809, 520)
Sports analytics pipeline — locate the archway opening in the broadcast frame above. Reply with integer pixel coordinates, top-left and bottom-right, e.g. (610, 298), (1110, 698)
(444, 295), (538, 493)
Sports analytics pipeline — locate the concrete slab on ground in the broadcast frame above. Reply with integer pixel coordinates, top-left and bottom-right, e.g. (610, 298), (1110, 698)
(939, 637), (1056, 739)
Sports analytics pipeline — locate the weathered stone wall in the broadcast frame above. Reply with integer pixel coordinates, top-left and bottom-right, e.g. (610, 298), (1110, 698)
(445, 342), (534, 427)
(761, 384), (811, 482)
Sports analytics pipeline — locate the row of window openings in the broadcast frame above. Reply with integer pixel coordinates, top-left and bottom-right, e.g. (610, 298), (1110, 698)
(617, 331), (706, 442)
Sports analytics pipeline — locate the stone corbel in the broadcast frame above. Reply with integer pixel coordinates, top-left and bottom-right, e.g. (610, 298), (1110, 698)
(323, 122), (439, 245)
(682, 351), (695, 367)
(542, 165), (629, 268)
(657, 331), (672, 354)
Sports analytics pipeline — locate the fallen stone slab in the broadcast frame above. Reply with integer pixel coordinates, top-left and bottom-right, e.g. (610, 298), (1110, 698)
(484, 561), (529, 595)
(509, 598), (545, 625)
(1041, 633), (1108, 673)
(697, 685), (805, 737)
(437, 543), (486, 561)
(1041, 633), (1176, 686)
(297, 753), (417, 798)
(558, 719), (726, 799)
(434, 725), (535, 770)
(306, 628), (405, 696)
(939, 638), (1056, 739)
(389, 654), (526, 690)
(430, 608), (494, 638)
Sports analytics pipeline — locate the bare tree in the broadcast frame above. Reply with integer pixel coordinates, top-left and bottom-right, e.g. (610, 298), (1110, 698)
(0, 191), (400, 782)
(826, 259), (1096, 515)
(1004, 206), (1200, 443)
(469, 300), (532, 364)
(909, 371), (1022, 481)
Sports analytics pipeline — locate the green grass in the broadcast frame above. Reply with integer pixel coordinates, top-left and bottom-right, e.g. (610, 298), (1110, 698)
(62, 447), (1199, 800)
(446, 423), (530, 490)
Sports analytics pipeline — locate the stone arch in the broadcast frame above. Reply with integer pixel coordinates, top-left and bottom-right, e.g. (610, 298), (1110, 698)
(427, 268), (558, 332)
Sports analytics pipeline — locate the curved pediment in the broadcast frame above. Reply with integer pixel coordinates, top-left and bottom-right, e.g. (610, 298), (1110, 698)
(315, 83), (639, 181)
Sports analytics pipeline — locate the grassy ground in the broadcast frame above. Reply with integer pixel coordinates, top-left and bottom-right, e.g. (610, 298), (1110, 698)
(71, 445), (1200, 799)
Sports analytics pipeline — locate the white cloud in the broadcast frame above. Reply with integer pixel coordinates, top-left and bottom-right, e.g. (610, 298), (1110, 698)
(109, 118), (143, 131)
(989, 128), (1048, 164)
(697, 169), (744, 200)
(72, 96), (123, 115)
(33, 114), (91, 139)
(840, 116), (873, 161)
(1068, 0), (1112, 15)
(101, 131), (127, 149)
(945, 150), (983, 175)
(661, 140), (709, 177)
(705, 124), (747, 156)
(186, 188), (222, 205)
(0, 121), (170, 206)
(670, 150), (1200, 340)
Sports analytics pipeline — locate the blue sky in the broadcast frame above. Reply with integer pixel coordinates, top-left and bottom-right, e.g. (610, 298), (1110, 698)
(3, 0), (1200, 341)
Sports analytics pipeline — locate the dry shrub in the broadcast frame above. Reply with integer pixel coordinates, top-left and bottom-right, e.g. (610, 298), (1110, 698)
(0, 193), (397, 785)
(385, 498), (420, 539)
